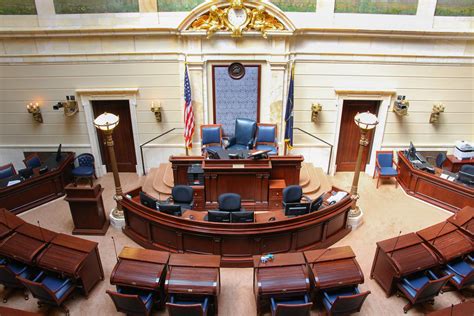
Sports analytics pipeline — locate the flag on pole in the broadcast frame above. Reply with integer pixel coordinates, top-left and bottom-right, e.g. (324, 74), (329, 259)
(284, 63), (295, 150)
(183, 65), (195, 149)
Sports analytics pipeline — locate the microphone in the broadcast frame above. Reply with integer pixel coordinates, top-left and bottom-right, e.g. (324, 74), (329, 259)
(37, 220), (46, 242)
(390, 231), (402, 258)
(432, 221), (449, 246)
(111, 236), (119, 263)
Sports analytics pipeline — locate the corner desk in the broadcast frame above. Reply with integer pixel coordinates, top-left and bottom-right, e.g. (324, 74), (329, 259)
(448, 206), (473, 239)
(444, 155), (474, 173)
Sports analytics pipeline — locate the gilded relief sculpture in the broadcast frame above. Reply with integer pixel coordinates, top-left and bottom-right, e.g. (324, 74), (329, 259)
(249, 5), (284, 38)
(191, 5), (227, 38)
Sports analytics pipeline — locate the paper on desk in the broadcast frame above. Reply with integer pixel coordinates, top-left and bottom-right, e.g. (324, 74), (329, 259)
(7, 180), (21, 186)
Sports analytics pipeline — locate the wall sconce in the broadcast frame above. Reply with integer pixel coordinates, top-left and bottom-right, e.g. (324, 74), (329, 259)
(53, 95), (79, 117)
(393, 95), (409, 116)
(150, 101), (162, 122)
(27, 102), (43, 123)
(311, 103), (322, 122)
(430, 103), (445, 123)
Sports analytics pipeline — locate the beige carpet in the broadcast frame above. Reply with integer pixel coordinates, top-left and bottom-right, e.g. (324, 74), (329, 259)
(2, 172), (466, 315)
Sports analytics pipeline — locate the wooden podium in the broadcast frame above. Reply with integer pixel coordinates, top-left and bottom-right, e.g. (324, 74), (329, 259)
(64, 183), (109, 235)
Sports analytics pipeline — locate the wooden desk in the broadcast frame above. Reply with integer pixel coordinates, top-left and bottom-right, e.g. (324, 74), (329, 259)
(426, 300), (474, 316)
(445, 155), (474, 173)
(398, 152), (474, 213)
(370, 233), (440, 296)
(165, 254), (220, 314)
(304, 246), (364, 290)
(417, 222), (473, 263)
(0, 208), (25, 239)
(0, 222), (57, 265)
(448, 206), (474, 239)
(35, 233), (104, 296)
(181, 210), (287, 223)
(0, 153), (74, 215)
(253, 252), (309, 315)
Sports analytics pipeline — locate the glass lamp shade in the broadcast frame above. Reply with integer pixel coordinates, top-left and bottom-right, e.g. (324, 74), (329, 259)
(94, 112), (119, 132)
(354, 111), (378, 130)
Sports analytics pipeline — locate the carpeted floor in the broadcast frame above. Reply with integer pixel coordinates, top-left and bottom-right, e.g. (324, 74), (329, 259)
(2, 172), (466, 315)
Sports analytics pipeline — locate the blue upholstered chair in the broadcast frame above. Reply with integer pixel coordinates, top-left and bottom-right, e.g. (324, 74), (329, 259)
(226, 118), (257, 151)
(166, 294), (209, 316)
(72, 153), (96, 187)
(322, 286), (370, 315)
(201, 124), (223, 154)
(373, 151), (399, 188)
(0, 258), (32, 302)
(270, 294), (312, 316)
(255, 123), (278, 155)
(107, 286), (154, 316)
(282, 185), (312, 209)
(168, 185), (194, 210)
(396, 270), (452, 313)
(0, 163), (16, 180)
(17, 271), (75, 315)
(218, 193), (242, 212)
(23, 153), (41, 169)
(441, 256), (474, 291)
(461, 164), (474, 175)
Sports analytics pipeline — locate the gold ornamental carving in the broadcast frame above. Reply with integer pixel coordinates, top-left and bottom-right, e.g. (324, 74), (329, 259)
(190, 0), (285, 39)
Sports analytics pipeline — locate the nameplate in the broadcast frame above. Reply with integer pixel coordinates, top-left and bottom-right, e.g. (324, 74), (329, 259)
(232, 164), (245, 169)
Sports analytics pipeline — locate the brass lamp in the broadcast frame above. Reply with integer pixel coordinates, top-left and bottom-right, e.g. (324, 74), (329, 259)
(27, 102), (43, 123)
(93, 112), (123, 219)
(349, 111), (379, 219)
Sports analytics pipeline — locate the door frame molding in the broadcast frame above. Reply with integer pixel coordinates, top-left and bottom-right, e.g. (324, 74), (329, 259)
(77, 88), (141, 177)
(332, 89), (396, 176)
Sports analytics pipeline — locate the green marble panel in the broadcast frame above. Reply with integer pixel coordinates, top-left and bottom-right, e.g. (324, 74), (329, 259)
(54, 0), (139, 14)
(335, 0), (418, 15)
(0, 0), (37, 15)
(156, 0), (204, 12)
(271, 0), (316, 12)
(435, 0), (474, 16)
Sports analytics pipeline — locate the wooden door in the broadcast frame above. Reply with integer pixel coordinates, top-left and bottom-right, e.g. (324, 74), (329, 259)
(336, 100), (379, 172)
(92, 100), (137, 173)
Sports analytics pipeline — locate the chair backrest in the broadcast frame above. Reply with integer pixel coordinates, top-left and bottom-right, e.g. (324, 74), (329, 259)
(275, 302), (312, 316)
(23, 154), (41, 169)
(201, 124), (222, 147)
(107, 290), (150, 316)
(167, 302), (204, 316)
(17, 277), (59, 305)
(218, 193), (241, 212)
(435, 152), (447, 168)
(376, 151), (393, 168)
(282, 185), (303, 203)
(77, 153), (95, 167)
(234, 118), (257, 146)
(330, 291), (371, 314)
(0, 264), (22, 288)
(460, 164), (474, 175)
(256, 124), (277, 144)
(0, 163), (16, 180)
(172, 185), (194, 204)
(414, 275), (451, 303)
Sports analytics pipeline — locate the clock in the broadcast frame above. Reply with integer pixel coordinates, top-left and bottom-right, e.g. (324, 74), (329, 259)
(227, 8), (248, 28)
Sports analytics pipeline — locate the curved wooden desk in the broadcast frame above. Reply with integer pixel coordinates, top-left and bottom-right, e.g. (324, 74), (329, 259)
(121, 187), (353, 267)
(398, 152), (474, 213)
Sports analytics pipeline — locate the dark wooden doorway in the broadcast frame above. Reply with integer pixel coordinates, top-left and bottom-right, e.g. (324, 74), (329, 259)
(336, 100), (379, 172)
(92, 100), (137, 173)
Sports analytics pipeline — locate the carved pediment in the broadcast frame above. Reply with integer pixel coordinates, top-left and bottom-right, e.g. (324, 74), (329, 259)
(179, 0), (295, 39)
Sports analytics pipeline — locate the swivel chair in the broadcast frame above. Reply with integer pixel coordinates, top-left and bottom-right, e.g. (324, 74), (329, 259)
(217, 193), (243, 212)
(23, 153), (41, 169)
(167, 185), (194, 210)
(226, 118), (257, 151)
(255, 124), (278, 155)
(270, 294), (312, 316)
(107, 286), (155, 316)
(282, 185), (311, 206)
(426, 152), (447, 169)
(72, 153), (96, 187)
(322, 286), (370, 315)
(0, 258), (32, 303)
(441, 256), (474, 292)
(0, 163), (16, 180)
(167, 294), (209, 316)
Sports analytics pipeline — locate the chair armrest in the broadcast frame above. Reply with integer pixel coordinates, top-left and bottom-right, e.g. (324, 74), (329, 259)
(166, 197), (173, 203)
(32, 271), (44, 282)
(302, 195), (312, 203)
(226, 137), (237, 148)
(54, 278), (72, 294)
(247, 139), (254, 149)
(426, 270), (438, 280)
(322, 291), (332, 305)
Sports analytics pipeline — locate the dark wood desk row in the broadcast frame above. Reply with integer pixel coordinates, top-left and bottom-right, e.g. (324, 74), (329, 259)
(371, 206), (474, 297)
(0, 209), (104, 297)
(120, 186), (354, 267)
(109, 246), (366, 316)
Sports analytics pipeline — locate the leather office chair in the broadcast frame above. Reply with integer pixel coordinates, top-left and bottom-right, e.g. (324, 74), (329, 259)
(218, 193), (242, 212)
(72, 153), (96, 187)
(226, 118), (257, 151)
(396, 270), (452, 313)
(0, 258), (32, 302)
(106, 287), (154, 316)
(460, 164), (474, 175)
(201, 124), (223, 154)
(426, 152), (447, 169)
(0, 163), (16, 180)
(168, 185), (194, 210)
(322, 286), (370, 315)
(441, 256), (474, 291)
(23, 153), (41, 169)
(166, 295), (209, 316)
(373, 151), (399, 188)
(282, 185), (311, 207)
(255, 124), (278, 155)
(17, 271), (75, 316)
(270, 294), (312, 316)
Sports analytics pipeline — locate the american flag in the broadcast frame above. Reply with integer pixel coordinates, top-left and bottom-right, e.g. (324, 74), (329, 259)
(183, 65), (195, 149)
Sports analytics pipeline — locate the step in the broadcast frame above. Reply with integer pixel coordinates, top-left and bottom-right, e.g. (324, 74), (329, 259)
(301, 163), (321, 195)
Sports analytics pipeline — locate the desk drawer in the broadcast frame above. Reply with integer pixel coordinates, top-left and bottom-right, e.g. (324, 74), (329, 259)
(269, 189), (283, 199)
(269, 199), (282, 209)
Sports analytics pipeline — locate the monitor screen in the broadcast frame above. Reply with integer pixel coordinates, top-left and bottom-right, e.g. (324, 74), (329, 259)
(158, 203), (182, 217)
(139, 191), (158, 210)
(284, 203), (310, 217)
(18, 168), (33, 180)
(207, 210), (231, 223)
(231, 211), (254, 223)
(310, 194), (325, 212)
